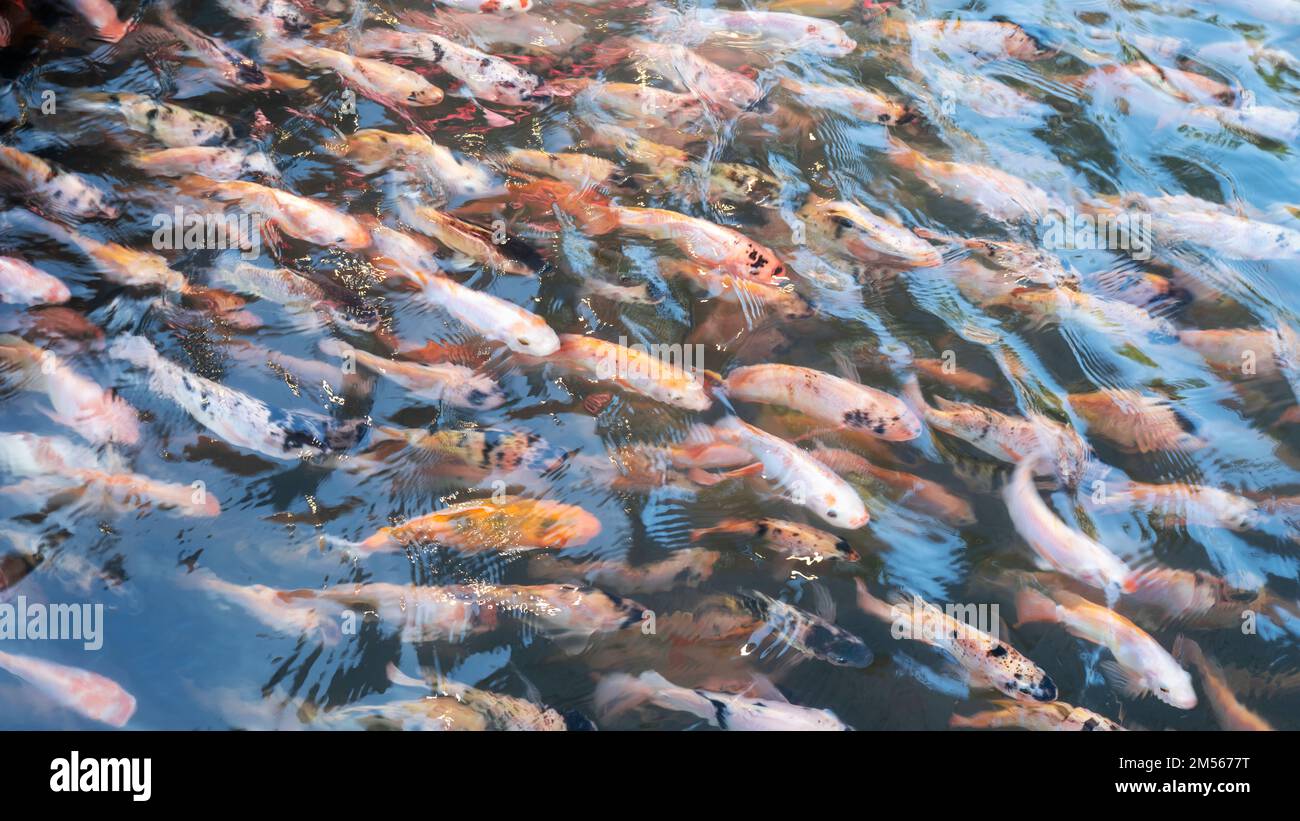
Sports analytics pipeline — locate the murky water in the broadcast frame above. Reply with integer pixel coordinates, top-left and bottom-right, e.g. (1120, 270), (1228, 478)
(1, 0), (1299, 730)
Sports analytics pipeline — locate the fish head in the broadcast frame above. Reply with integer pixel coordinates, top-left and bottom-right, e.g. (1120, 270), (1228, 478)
(804, 621), (872, 668)
(1151, 666), (1198, 710)
(1021, 671), (1057, 703)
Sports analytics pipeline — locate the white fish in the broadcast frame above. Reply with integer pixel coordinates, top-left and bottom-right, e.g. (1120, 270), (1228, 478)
(594, 671), (848, 730)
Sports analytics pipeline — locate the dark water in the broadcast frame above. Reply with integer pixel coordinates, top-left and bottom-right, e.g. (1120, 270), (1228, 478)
(1, 0), (1299, 730)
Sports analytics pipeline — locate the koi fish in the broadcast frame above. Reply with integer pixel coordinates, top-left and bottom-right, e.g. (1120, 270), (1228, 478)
(130, 145), (278, 181)
(595, 671), (848, 730)
(810, 445), (977, 527)
(1004, 457), (1133, 594)
(0, 651), (135, 727)
(323, 495), (601, 556)
(885, 135), (1057, 223)
(541, 334), (711, 411)
(1069, 389), (1202, 453)
(654, 7), (857, 57)
(714, 417), (870, 528)
(70, 92), (234, 148)
(780, 77), (916, 126)
(0, 335), (140, 445)
(798, 196), (942, 267)
(746, 590), (873, 667)
(261, 41), (445, 109)
(0, 256), (70, 305)
(856, 580), (1058, 702)
(724, 363), (921, 441)
(1173, 636), (1273, 731)
(950, 700), (1124, 731)
(690, 517), (858, 563)
(174, 176), (371, 250)
(337, 129), (497, 201)
(317, 338), (505, 410)
(0, 145), (117, 219)
(5, 209), (186, 292)
(355, 29), (543, 106)
(109, 334), (362, 461)
(393, 200), (540, 275)
(1016, 588), (1196, 709)
(395, 267), (559, 356)
(530, 549), (721, 594)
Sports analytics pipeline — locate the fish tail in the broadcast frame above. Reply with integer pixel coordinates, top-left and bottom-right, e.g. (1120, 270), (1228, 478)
(688, 519), (752, 542)
(317, 337), (353, 360)
(317, 532), (369, 558)
(1014, 588), (1059, 626)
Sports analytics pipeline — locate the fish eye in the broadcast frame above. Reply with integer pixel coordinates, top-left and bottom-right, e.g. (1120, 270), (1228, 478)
(826, 510), (838, 519)
(517, 338), (531, 346)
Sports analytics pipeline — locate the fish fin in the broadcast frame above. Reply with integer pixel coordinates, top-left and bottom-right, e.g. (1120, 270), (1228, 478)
(1100, 659), (1147, 699)
(1014, 588), (1060, 626)
(853, 578), (895, 622)
(1171, 634), (1204, 669)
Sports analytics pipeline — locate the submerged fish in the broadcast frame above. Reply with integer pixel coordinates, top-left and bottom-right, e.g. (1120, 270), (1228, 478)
(0, 145), (117, 220)
(798, 196), (942, 267)
(690, 517), (858, 563)
(0, 256), (70, 305)
(70, 92), (234, 148)
(856, 581), (1057, 703)
(0, 651), (136, 727)
(724, 363), (921, 441)
(595, 670), (848, 730)
(1173, 636), (1273, 731)
(950, 700), (1124, 731)
(0, 334), (140, 445)
(261, 41), (445, 108)
(109, 334), (359, 461)
(318, 338), (505, 410)
(541, 334), (711, 411)
(885, 135), (1057, 223)
(746, 590), (873, 667)
(356, 29), (543, 106)
(1016, 588), (1196, 709)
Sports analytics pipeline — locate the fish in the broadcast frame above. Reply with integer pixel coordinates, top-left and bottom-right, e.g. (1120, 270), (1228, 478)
(856, 580), (1057, 703)
(0, 431), (220, 517)
(1180, 103), (1300, 144)
(0, 651), (135, 727)
(130, 145), (278, 181)
(393, 200), (540, 275)
(216, 0), (310, 37)
(157, 0), (271, 90)
(690, 517), (858, 563)
(0, 145), (117, 220)
(69, 92), (234, 148)
(397, 9), (584, 53)
(499, 149), (621, 190)
(780, 77), (916, 126)
(1016, 588), (1196, 709)
(317, 338), (506, 410)
(0, 256), (70, 305)
(323, 495), (601, 556)
(180, 569), (335, 638)
(586, 126), (781, 204)
(1068, 389), (1203, 453)
(573, 81), (708, 131)
(580, 206), (789, 285)
(911, 228), (1075, 287)
(594, 670), (848, 730)
(0, 334), (140, 445)
(923, 65), (1053, 121)
(810, 445), (977, 527)
(260, 41), (445, 109)
(798, 197), (942, 267)
(1178, 328), (1282, 377)
(1091, 193), (1300, 261)
(1172, 636), (1273, 731)
(724, 364), (921, 441)
(379, 666), (570, 731)
(1123, 568), (1262, 630)
(713, 416), (870, 529)
(5, 209), (187, 293)
(173, 176), (372, 250)
(1092, 481), (1261, 532)
(625, 40), (762, 112)
(658, 260), (812, 321)
(1004, 457), (1132, 594)
(903, 377), (1091, 487)
(69, 0), (130, 42)
(362, 425), (564, 475)
(336, 129), (498, 201)
(386, 263), (559, 356)
(541, 334), (711, 411)
(212, 261), (378, 333)
(885, 135), (1057, 223)
(109, 334), (360, 461)
(950, 700), (1124, 731)
(746, 590), (872, 667)
(906, 18), (1054, 62)
(655, 7), (857, 57)
(355, 29), (544, 106)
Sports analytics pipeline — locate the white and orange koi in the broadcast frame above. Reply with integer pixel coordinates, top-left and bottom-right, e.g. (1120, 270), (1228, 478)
(174, 176), (371, 250)
(317, 338), (505, 410)
(0, 334), (140, 445)
(780, 77), (915, 126)
(691, 517), (858, 563)
(0, 256), (70, 305)
(885, 135), (1057, 223)
(951, 700), (1124, 731)
(798, 196), (942, 267)
(0, 145), (117, 219)
(130, 145), (278, 181)
(0, 651), (135, 727)
(543, 334), (711, 411)
(655, 7), (856, 57)
(356, 29), (543, 106)
(70, 92), (234, 148)
(339, 128), (498, 201)
(725, 363), (921, 441)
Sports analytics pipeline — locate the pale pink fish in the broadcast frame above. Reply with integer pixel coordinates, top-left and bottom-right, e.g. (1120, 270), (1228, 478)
(1004, 458), (1133, 594)
(1093, 193), (1300, 260)
(318, 338), (506, 410)
(336, 129), (497, 201)
(725, 363), (921, 441)
(0, 334), (140, 445)
(397, 9), (584, 53)
(261, 41), (444, 108)
(626, 40), (762, 112)
(574, 81), (707, 131)
(69, 92), (234, 148)
(885, 135), (1058, 223)
(798, 196), (942, 267)
(356, 30), (543, 106)
(714, 416), (869, 529)
(0, 650), (136, 727)
(130, 146), (279, 181)
(181, 569), (333, 638)
(0, 145), (117, 220)
(173, 176), (371, 250)
(6, 209), (186, 293)
(437, 0), (532, 12)
(658, 7), (856, 57)
(543, 334), (711, 411)
(780, 77), (916, 126)
(905, 18), (1053, 63)
(0, 256), (70, 305)
(1017, 588), (1196, 709)
(393, 265), (559, 356)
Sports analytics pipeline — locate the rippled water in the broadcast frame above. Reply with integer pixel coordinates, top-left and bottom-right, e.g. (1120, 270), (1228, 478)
(1, 0), (1300, 731)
